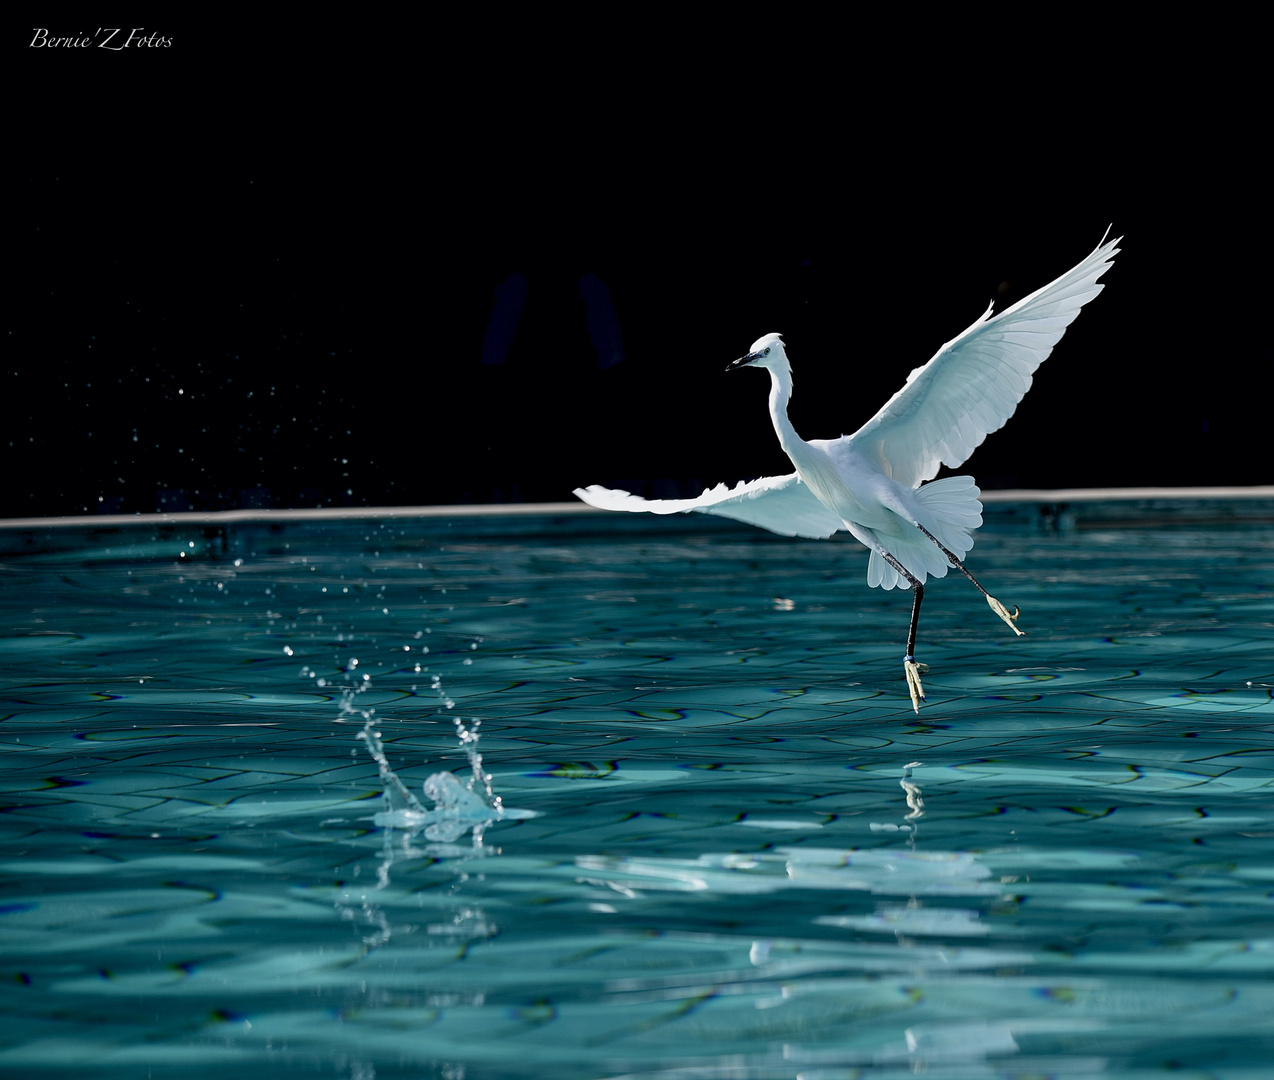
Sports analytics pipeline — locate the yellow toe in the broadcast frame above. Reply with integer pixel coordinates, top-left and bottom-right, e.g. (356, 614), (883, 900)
(987, 596), (1026, 636)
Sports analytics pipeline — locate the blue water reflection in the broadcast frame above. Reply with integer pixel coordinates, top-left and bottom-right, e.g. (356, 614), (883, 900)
(0, 503), (1271, 1078)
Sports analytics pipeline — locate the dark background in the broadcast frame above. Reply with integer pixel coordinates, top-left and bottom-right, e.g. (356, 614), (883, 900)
(8, 37), (1269, 518)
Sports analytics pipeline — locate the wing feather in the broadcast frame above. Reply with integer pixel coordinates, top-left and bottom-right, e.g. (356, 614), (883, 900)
(846, 231), (1120, 487)
(574, 474), (844, 539)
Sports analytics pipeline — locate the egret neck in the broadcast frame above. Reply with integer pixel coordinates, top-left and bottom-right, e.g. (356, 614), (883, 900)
(766, 355), (801, 461)
(762, 352), (846, 514)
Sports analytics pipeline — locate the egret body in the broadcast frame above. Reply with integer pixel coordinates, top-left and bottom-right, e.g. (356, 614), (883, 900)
(576, 233), (1120, 711)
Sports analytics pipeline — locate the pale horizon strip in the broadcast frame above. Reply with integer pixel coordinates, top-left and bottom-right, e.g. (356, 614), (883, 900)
(1, 486), (1272, 530)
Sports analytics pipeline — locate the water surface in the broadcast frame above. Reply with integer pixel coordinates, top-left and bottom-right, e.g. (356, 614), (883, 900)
(1, 503), (1272, 1079)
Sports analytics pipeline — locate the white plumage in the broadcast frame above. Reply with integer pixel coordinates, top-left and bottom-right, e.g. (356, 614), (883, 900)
(576, 231), (1120, 709)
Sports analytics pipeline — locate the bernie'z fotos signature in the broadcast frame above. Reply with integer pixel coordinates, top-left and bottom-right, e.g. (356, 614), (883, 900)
(31, 29), (173, 49)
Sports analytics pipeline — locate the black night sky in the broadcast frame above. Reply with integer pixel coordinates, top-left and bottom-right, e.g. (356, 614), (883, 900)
(9, 57), (1269, 519)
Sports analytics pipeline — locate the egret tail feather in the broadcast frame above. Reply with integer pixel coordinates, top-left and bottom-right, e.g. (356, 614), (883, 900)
(865, 476), (983, 590)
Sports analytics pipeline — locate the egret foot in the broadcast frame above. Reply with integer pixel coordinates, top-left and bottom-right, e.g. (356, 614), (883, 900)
(987, 596), (1025, 636)
(903, 658), (929, 714)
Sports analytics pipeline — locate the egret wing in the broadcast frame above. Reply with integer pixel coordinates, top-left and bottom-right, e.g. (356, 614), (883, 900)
(574, 475), (844, 539)
(845, 231), (1120, 488)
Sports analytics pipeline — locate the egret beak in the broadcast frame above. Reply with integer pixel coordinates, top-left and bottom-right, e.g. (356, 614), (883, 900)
(726, 351), (758, 373)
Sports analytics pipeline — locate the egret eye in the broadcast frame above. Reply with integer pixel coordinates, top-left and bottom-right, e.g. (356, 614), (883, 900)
(761, 347), (771, 357)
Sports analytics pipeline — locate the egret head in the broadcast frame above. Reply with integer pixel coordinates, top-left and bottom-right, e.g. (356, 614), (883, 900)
(726, 332), (787, 373)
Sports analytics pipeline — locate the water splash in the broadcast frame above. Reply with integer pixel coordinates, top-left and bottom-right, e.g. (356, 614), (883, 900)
(337, 665), (532, 847)
(455, 716), (503, 817)
(346, 686), (425, 817)
(331, 656), (532, 953)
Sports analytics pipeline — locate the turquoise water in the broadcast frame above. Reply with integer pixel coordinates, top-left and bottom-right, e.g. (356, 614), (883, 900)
(1, 503), (1272, 1079)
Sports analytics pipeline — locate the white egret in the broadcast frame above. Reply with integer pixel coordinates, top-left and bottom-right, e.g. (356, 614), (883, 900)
(576, 232), (1120, 711)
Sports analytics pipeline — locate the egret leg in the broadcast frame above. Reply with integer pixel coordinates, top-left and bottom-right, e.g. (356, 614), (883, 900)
(913, 523), (1025, 637)
(879, 550), (929, 714)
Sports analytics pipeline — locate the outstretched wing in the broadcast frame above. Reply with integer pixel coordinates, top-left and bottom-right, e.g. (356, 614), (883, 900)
(845, 231), (1120, 488)
(574, 474), (844, 539)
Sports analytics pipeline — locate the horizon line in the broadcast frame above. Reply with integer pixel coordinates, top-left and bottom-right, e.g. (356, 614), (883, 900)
(2, 486), (1272, 530)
